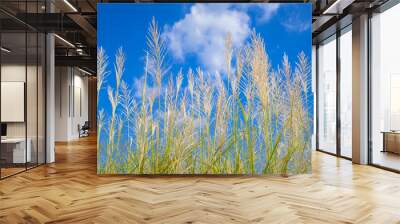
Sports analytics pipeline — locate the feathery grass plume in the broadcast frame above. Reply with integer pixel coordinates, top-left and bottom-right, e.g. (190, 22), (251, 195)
(146, 17), (170, 173)
(97, 109), (105, 172)
(120, 80), (136, 150)
(114, 48), (125, 90)
(176, 69), (183, 101)
(97, 47), (109, 95)
(248, 32), (275, 174)
(293, 52), (312, 173)
(225, 33), (233, 92)
(105, 47), (126, 173)
(147, 17), (169, 91)
(98, 17), (312, 175)
(296, 51), (311, 103)
(97, 48), (109, 173)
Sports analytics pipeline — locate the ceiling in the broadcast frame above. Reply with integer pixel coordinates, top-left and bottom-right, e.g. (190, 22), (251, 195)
(0, 0), (392, 75)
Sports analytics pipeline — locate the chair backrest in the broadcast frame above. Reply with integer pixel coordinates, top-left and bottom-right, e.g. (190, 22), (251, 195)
(82, 121), (90, 129)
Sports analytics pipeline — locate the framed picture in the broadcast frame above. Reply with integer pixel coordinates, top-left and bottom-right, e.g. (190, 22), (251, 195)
(97, 3), (313, 175)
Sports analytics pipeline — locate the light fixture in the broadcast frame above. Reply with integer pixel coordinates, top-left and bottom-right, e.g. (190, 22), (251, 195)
(76, 48), (86, 56)
(54, 34), (75, 48)
(1, 47), (11, 53)
(78, 67), (93, 76)
(63, 0), (78, 12)
(322, 0), (354, 15)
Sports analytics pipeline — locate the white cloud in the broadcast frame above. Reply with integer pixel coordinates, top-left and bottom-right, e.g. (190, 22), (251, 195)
(162, 3), (281, 75)
(163, 4), (251, 74)
(257, 4), (280, 23)
(281, 13), (310, 32)
(234, 3), (280, 23)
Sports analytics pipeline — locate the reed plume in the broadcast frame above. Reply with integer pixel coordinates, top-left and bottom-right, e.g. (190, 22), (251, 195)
(98, 18), (312, 175)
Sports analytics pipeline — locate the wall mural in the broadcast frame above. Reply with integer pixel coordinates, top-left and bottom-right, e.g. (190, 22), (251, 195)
(97, 3), (313, 175)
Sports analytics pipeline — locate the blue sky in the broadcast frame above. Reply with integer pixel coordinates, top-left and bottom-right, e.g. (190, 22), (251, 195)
(98, 3), (311, 108)
(97, 3), (313, 168)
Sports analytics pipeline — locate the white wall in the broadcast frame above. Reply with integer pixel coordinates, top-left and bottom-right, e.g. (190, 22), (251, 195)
(72, 73), (89, 138)
(55, 67), (89, 141)
(1, 64), (25, 81)
(55, 67), (69, 141)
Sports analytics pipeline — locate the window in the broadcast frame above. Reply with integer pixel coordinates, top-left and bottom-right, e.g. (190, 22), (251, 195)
(318, 35), (337, 154)
(371, 3), (400, 171)
(0, 1), (46, 179)
(340, 27), (352, 158)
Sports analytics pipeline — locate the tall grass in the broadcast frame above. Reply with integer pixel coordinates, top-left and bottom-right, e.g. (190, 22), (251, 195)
(98, 18), (312, 175)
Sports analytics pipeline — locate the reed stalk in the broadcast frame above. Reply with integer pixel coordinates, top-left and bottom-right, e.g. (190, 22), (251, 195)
(98, 19), (312, 175)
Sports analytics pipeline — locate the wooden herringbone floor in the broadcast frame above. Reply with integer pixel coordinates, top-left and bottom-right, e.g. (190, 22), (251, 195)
(1, 136), (400, 224)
